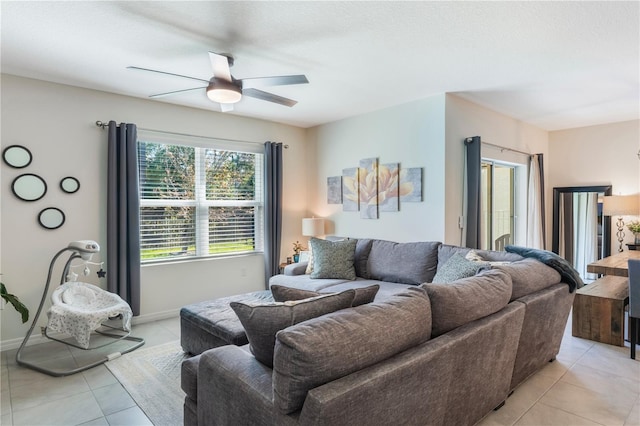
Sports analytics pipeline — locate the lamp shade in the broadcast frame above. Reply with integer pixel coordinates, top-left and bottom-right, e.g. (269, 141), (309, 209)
(602, 194), (640, 216)
(302, 218), (325, 237)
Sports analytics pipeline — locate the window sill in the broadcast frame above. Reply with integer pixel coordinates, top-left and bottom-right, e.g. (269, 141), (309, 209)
(141, 251), (264, 267)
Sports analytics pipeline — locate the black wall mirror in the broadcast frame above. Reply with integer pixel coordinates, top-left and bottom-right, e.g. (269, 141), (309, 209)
(552, 185), (612, 273)
(12, 173), (47, 201)
(60, 176), (80, 194)
(3, 145), (32, 168)
(38, 207), (65, 230)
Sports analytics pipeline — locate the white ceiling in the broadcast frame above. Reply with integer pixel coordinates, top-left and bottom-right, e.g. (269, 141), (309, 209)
(1, 1), (638, 130)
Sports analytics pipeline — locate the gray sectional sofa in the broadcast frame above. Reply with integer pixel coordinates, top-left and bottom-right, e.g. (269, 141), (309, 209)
(181, 238), (576, 426)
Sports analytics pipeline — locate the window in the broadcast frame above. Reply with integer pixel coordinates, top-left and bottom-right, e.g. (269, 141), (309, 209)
(480, 160), (516, 251)
(137, 138), (263, 262)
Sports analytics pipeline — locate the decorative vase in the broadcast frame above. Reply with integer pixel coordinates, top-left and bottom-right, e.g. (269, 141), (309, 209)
(293, 254), (300, 263)
(635, 233), (640, 245)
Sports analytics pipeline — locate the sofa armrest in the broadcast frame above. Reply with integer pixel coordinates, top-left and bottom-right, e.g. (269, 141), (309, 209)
(197, 346), (296, 425)
(284, 262), (308, 276)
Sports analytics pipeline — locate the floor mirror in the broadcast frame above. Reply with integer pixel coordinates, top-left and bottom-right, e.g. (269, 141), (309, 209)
(552, 185), (612, 281)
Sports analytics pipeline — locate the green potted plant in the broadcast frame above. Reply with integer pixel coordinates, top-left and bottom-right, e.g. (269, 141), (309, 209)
(292, 241), (306, 263)
(1, 282), (29, 323)
(627, 220), (640, 244)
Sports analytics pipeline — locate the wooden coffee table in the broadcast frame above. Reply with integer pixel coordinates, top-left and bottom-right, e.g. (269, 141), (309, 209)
(572, 275), (629, 346)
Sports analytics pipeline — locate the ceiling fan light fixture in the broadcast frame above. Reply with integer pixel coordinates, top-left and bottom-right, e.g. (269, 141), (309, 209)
(206, 78), (242, 104)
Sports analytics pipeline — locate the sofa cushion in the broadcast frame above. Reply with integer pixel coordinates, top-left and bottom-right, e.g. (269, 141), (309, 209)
(314, 279), (414, 301)
(180, 354), (200, 399)
(272, 288), (432, 414)
(437, 244), (522, 271)
(230, 290), (355, 367)
(432, 253), (490, 284)
(367, 240), (440, 284)
(421, 269), (512, 336)
(505, 245), (584, 291)
(310, 238), (357, 280)
(493, 258), (561, 301)
(269, 274), (352, 291)
(271, 284), (379, 307)
(354, 238), (374, 278)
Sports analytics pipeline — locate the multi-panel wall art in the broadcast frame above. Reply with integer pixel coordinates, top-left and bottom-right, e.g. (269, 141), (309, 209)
(327, 157), (423, 219)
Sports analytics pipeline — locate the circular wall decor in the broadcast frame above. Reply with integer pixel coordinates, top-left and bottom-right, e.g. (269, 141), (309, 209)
(60, 176), (80, 194)
(12, 173), (47, 201)
(38, 207), (65, 230)
(3, 145), (32, 169)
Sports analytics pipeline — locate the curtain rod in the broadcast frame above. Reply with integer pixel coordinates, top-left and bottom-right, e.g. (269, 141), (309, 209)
(94, 121), (289, 149)
(481, 141), (532, 157)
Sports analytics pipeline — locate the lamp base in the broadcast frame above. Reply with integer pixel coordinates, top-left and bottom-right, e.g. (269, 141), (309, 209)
(616, 217), (625, 252)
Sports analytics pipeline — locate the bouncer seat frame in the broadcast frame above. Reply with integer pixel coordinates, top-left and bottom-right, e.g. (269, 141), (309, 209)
(16, 240), (144, 377)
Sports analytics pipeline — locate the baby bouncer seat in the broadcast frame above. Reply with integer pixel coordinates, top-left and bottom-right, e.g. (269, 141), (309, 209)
(16, 240), (144, 376)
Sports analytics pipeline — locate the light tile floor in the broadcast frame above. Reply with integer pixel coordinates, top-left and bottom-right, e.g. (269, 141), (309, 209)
(1, 313), (639, 425)
(1, 317), (180, 426)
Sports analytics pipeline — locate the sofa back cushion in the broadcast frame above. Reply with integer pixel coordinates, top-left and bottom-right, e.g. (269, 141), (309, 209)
(272, 288), (432, 414)
(493, 258), (561, 301)
(367, 240), (441, 284)
(354, 238), (374, 278)
(421, 269), (512, 337)
(230, 290), (355, 368)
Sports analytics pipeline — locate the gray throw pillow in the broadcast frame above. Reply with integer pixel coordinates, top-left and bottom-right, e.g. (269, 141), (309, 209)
(310, 237), (357, 280)
(432, 253), (490, 283)
(271, 284), (379, 307)
(230, 290), (355, 367)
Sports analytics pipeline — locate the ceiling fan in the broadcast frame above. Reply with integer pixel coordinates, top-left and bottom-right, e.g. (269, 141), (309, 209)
(128, 52), (309, 112)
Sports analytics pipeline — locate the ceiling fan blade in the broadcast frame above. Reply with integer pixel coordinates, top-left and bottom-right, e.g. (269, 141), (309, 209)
(208, 52), (232, 82)
(127, 66), (209, 83)
(149, 86), (207, 98)
(240, 75), (309, 89)
(220, 103), (234, 112)
(242, 88), (297, 107)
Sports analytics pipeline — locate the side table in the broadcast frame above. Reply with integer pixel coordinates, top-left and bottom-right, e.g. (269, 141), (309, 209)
(572, 276), (629, 346)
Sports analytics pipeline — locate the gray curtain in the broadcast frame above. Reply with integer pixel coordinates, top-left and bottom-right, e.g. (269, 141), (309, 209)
(264, 142), (283, 287)
(107, 121), (141, 315)
(464, 136), (482, 249)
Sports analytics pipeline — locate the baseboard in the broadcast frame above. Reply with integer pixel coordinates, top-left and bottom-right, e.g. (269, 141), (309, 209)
(0, 327), (72, 351)
(0, 309), (180, 351)
(131, 309), (180, 325)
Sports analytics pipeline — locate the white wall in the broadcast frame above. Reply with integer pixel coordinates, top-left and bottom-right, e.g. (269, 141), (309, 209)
(549, 120), (640, 250)
(444, 94), (550, 246)
(0, 75), (307, 346)
(306, 95), (447, 242)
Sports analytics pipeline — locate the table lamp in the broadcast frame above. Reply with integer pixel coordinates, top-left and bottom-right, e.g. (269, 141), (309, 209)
(603, 194), (640, 252)
(302, 217), (325, 238)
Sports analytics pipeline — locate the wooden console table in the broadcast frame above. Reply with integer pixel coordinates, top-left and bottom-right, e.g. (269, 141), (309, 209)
(572, 276), (629, 346)
(586, 250), (640, 277)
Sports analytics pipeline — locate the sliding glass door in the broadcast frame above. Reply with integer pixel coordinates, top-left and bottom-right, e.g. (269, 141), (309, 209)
(481, 161), (515, 251)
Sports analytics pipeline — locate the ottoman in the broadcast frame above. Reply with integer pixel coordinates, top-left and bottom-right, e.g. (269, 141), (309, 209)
(180, 290), (273, 355)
